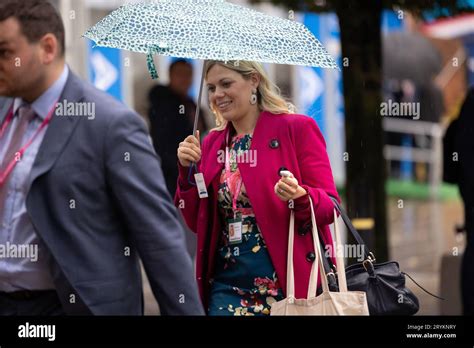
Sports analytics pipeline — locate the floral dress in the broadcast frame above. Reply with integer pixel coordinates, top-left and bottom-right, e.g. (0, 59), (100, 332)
(207, 133), (284, 316)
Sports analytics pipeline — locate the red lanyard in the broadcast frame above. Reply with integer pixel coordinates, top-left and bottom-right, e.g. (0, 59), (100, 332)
(0, 107), (15, 139)
(0, 102), (57, 186)
(225, 129), (243, 214)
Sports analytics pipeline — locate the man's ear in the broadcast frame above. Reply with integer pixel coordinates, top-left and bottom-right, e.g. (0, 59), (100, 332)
(39, 33), (59, 64)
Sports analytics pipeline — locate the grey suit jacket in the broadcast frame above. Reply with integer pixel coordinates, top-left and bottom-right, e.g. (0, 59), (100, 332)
(0, 73), (204, 315)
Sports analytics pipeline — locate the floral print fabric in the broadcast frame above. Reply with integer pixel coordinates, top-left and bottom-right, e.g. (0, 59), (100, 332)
(208, 133), (284, 316)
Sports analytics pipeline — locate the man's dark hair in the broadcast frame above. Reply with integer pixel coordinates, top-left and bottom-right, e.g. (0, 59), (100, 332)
(169, 59), (192, 74)
(0, 0), (65, 57)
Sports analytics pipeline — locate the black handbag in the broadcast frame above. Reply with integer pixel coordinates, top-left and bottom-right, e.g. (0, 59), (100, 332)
(318, 197), (443, 315)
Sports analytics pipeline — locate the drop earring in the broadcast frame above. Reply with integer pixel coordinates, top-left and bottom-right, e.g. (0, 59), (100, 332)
(250, 89), (258, 105)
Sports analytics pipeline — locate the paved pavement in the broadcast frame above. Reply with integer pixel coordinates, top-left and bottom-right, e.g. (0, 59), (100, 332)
(388, 197), (464, 315)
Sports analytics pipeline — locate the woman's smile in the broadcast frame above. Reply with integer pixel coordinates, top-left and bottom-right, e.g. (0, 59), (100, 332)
(217, 100), (233, 111)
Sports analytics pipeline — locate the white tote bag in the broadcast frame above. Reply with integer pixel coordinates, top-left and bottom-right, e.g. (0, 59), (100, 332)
(270, 197), (369, 315)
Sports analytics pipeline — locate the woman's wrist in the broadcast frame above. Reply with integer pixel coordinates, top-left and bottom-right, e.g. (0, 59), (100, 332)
(293, 185), (307, 200)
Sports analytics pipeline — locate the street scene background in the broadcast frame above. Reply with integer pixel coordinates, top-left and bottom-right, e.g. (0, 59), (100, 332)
(47, 0), (474, 315)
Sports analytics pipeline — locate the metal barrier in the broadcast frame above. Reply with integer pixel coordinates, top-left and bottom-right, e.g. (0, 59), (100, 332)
(383, 118), (445, 197)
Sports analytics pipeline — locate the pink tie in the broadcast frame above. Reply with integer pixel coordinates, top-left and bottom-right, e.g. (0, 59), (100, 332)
(0, 104), (36, 221)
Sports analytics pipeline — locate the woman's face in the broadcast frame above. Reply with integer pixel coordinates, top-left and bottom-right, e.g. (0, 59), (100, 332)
(206, 64), (259, 123)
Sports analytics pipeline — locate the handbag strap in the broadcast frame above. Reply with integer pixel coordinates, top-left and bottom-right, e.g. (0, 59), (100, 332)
(308, 197), (329, 296)
(319, 197), (374, 279)
(333, 209), (348, 292)
(287, 197), (352, 299)
(287, 197), (327, 299)
(318, 230), (338, 286)
(286, 208), (297, 298)
(329, 196), (372, 261)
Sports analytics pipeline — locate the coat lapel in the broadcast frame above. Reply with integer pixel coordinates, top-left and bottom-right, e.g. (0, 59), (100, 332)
(238, 112), (290, 240)
(238, 111), (277, 205)
(28, 73), (83, 188)
(202, 124), (229, 188)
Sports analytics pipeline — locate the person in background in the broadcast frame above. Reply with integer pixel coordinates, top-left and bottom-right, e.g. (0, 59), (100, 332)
(148, 59), (208, 198)
(443, 87), (474, 315)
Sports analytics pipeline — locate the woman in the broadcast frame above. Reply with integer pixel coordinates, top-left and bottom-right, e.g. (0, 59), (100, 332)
(175, 60), (339, 316)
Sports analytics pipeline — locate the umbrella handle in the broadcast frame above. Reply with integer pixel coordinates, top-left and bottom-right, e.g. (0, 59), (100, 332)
(193, 59), (207, 136)
(189, 60), (207, 172)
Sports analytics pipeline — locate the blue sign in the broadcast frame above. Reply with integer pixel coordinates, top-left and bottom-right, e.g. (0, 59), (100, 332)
(296, 12), (345, 183)
(87, 43), (124, 102)
(382, 9), (404, 34)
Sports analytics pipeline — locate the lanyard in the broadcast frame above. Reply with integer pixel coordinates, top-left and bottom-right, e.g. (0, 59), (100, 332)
(0, 102), (57, 186)
(225, 129), (243, 214)
(0, 107), (15, 139)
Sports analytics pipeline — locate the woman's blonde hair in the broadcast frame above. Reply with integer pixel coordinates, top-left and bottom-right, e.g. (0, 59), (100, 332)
(204, 60), (296, 131)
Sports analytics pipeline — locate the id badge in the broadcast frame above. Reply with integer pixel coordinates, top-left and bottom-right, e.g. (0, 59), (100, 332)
(228, 218), (243, 244)
(194, 173), (208, 198)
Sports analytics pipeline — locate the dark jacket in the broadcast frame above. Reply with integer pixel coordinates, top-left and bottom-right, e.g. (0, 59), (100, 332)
(444, 87), (474, 233)
(148, 85), (207, 197)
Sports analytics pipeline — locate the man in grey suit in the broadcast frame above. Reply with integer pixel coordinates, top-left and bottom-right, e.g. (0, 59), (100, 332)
(0, 0), (204, 315)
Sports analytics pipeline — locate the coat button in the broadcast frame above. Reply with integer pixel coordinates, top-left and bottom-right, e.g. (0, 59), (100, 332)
(306, 252), (316, 262)
(298, 223), (311, 236)
(269, 139), (279, 149)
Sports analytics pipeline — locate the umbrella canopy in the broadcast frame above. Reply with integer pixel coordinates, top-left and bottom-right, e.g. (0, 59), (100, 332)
(84, 0), (338, 135)
(383, 31), (443, 85)
(84, 0), (339, 78)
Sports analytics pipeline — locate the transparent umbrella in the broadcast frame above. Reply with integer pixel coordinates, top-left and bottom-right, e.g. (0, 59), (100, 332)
(84, 0), (338, 134)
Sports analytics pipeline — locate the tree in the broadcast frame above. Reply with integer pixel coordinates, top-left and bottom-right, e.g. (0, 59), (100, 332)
(251, 0), (473, 262)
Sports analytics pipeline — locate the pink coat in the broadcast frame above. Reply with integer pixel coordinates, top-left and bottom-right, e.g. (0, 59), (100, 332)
(175, 111), (340, 308)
